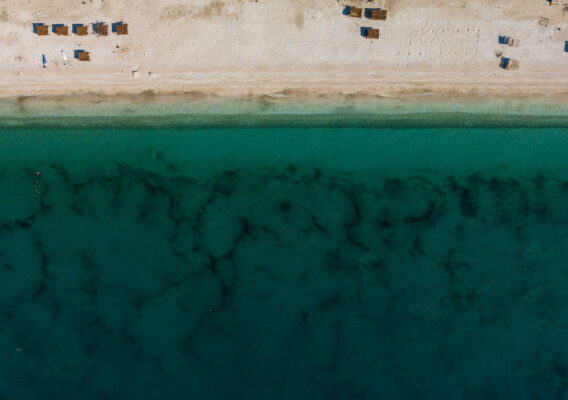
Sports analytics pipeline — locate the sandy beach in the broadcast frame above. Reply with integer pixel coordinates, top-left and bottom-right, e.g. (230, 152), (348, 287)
(1, 0), (568, 99)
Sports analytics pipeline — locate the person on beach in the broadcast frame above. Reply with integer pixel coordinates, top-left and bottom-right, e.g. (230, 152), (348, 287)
(61, 50), (68, 66)
(42, 54), (47, 68)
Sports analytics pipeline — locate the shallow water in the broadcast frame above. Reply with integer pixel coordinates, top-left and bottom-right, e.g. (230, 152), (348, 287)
(1, 123), (568, 399)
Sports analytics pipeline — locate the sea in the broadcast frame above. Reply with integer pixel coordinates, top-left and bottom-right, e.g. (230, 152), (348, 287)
(1, 99), (568, 399)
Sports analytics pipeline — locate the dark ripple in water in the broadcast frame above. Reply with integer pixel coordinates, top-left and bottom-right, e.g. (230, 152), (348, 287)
(1, 127), (568, 399)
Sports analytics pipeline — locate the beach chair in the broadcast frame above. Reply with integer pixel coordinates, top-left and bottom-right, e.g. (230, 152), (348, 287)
(112, 22), (128, 35)
(34, 23), (49, 35)
(498, 35), (510, 45)
(565, 41), (568, 52)
(507, 38), (520, 47)
(361, 27), (379, 39)
(343, 6), (362, 18)
(365, 8), (387, 20)
(538, 17), (549, 27)
(73, 24), (89, 36)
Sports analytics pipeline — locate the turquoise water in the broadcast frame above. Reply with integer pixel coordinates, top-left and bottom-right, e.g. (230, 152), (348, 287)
(1, 122), (568, 399)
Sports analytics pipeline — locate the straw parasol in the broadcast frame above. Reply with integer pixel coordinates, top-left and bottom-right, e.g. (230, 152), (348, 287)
(97, 24), (109, 36)
(367, 28), (380, 39)
(76, 26), (88, 36)
(116, 24), (128, 35)
(366, 9), (387, 20)
(349, 7), (362, 18)
(56, 26), (69, 36)
(36, 25), (49, 35)
(78, 51), (91, 61)
(506, 59), (519, 70)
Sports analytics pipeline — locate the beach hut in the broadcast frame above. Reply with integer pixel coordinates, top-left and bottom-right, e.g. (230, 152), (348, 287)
(73, 24), (89, 36)
(361, 27), (379, 39)
(34, 23), (49, 35)
(365, 8), (387, 20)
(343, 6), (362, 18)
(112, 22), (128, 35)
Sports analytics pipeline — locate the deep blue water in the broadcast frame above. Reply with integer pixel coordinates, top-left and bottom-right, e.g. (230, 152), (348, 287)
(1, 124), (568, 399)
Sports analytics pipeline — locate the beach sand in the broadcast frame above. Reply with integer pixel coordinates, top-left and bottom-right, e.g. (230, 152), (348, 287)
(1, 0), (567, 99)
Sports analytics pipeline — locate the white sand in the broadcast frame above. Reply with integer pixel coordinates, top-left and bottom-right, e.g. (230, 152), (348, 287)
(1, 0), (567, 99)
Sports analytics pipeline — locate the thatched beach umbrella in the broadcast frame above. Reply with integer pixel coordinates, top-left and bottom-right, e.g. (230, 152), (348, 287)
(343, 6), (362, 18)
(55, 25), (69, 36)
(36, 25), (49, 35)
(78, 51), (91, 61)
(93, 23), (109, 36)
(367, 28), (380, 39)
(112, 22), (129, 35)
(365, 8), (387, 20)
(361, 27), (379, 39)
(74, 24), (89, 36)
(506, 60), (520, 70)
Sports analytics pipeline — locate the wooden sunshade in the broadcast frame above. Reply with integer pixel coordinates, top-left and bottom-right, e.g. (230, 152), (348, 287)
(36, 25), (49, 35)
(78, 51), (90, 61)
(367, 28), (380, 39)
(349, 7), (362, 18)
(76, 26), (88, 36)
(116, 24), (128, 35)
(97, 24), (109, 36)
(56, 26), (68, 36)
(506, 60), (519, 70)
(368, 9), (387, 20)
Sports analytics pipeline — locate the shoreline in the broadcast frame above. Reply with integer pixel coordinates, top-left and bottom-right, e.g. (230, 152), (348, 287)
(2, 69), (568, 100)
(1, 91), (568, 129)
